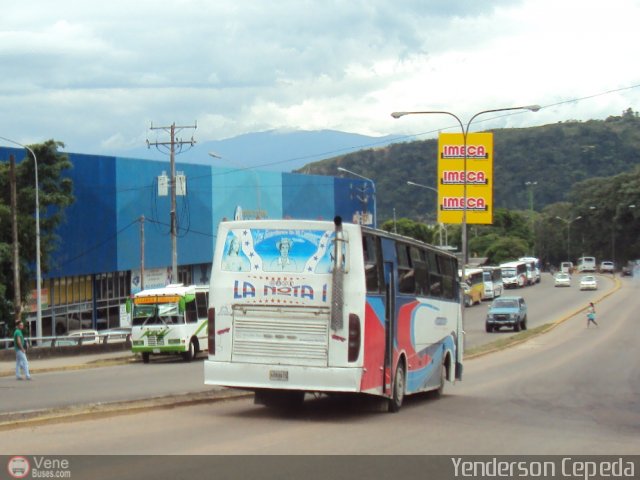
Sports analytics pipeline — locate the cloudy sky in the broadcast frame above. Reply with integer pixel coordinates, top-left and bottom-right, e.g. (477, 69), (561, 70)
(1, 0), (639, 156)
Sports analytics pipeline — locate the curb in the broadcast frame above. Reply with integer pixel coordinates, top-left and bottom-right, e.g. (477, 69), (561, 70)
(0, 389), (253, 431)
(0, 355), (136, 378)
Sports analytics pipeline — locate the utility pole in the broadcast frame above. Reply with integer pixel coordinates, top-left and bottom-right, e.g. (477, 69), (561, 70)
(140, 215), (145, 291)
(10, 155), (21, 323)
(147, 122), (197, 279)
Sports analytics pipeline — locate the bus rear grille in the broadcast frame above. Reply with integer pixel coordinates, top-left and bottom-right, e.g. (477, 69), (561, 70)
(231, 306), (330, 366)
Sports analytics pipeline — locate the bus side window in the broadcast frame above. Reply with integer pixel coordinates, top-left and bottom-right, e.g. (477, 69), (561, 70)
(410, 246), (428, 295)
(427, 251), (443, 298)
(440, 256), (455, 300)
(195, 292), (208, 318)
(185, 299), (198, 323)
(363, 234), (382, 293)
(397, 243), (415, 294)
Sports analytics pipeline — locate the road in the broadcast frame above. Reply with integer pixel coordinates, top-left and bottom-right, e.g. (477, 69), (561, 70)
(0, 273), (615, 417)
(2, 275), (638, 457)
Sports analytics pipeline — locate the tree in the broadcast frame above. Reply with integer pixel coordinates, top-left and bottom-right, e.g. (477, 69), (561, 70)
(380, 218), (434, 244)
(484, 237), (530, 265)
(0, 140), (74, 324)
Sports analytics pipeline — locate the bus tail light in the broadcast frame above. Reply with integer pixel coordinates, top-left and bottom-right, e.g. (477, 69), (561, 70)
(208, 307), (215, 355)
(348, 313), (361, 362)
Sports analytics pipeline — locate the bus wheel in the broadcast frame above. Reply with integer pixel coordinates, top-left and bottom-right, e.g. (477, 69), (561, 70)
(522, 316), (527, 330)
(388, 361), (405, 413)
(142, 352), (150, 364)
(514, 320), (521, 332)
(182, 340), (196, 362)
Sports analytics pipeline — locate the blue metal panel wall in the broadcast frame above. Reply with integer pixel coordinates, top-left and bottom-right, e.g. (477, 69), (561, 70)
(114, 156), (214, 271)
(52, 153), (118, 277)
(281, 172), (335, 220)
(211, 167), (284, 225)
(2, 146), (370, 281)
(334, 177), (375, 225)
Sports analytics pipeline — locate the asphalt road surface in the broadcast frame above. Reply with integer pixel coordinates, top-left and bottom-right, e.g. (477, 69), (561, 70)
(2, 275), (638, 458)
(0, 273), (611, 417)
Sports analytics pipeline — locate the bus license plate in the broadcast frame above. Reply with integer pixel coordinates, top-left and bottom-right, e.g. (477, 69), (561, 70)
(269, 370), (289, 381)
(153, 349), (160, 354)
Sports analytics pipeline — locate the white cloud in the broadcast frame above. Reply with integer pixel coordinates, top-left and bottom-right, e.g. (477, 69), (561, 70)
(0, 0), (638, 153)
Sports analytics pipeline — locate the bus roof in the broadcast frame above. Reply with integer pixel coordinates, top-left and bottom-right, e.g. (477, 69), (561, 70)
(500, 261), (526, 267)
(217, 218), (459, 262)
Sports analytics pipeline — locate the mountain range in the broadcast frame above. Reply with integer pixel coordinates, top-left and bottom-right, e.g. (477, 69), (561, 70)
(121, 129), (400, 172)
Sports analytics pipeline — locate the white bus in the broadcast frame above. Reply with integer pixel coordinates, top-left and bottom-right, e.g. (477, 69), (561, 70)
(577, 256), (597, 273)
(519, 257), (541, 284)
(482, 266), (503, 299)
(130, 284), (209, 363)
(204, 218), (463, 412)
(500, 261), (528, 288)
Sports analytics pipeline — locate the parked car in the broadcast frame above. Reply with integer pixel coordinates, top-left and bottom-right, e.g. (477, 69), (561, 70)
(486, 296), (527, 332)
(599, 261), (615, 273)
(67, 329), (99, 345)
(554, 272), (571, 287)
(98, 328), (131, 343)
(579, 275), (598, 291)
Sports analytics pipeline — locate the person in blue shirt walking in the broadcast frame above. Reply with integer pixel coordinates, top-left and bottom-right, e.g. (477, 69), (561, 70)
(14, 320), (31, 380)
(586, 302), (598, 328)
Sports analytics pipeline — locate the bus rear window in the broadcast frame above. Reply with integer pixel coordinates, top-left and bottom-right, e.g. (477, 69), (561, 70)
(220, 228), (348, 274)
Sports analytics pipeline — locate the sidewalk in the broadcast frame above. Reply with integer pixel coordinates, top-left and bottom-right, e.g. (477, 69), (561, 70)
(0, 350), (134, 377)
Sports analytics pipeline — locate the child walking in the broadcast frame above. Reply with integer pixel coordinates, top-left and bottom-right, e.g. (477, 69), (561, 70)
(586, 302), (598, 328)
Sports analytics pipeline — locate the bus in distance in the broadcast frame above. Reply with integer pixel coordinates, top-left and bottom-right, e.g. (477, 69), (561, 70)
(204, 217), (463, 412)
(482, 266), (503, 300)
(462, 268), (484, 305)
(500, 261), (528, 289)
(577, 256), (597, 273)
(130, 284), (209, 363)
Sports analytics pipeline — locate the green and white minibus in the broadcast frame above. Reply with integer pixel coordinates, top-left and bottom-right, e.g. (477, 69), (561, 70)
(130, 284), (209, 363)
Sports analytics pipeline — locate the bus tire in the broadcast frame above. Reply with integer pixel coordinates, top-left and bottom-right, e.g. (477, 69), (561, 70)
(182, 339), (196, 362)
(388, 361), (406, 413)
(514, 320), (521, 332)
(522, 316), (527, 330)
(142, 352), (150, 364)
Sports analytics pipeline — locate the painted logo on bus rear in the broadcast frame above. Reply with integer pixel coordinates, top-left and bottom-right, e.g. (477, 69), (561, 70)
(233, 280), (328, 303)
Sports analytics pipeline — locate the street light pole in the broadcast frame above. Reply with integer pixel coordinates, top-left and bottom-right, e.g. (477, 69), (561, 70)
(337, 167), (377, 228)
(555, 215), (582, 262)
(0, 136), (42, 343)
(392, 105), (540, 285)
(525, 180), (537, 254)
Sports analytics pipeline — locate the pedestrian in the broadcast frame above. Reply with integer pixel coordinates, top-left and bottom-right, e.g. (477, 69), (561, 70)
(14, 320), (31, 380)
(586, 302), (598, 328)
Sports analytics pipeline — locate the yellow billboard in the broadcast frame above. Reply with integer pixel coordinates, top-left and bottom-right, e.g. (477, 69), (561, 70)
(437, 132), (493, 224)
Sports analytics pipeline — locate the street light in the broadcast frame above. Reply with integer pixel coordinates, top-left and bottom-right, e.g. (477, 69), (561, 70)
(0, 136), (42, 343)
(392, 105), (540, 284)
(406, 181), (447, 247)
(337, 167), (377, 228)
(555, 215), (582, 262)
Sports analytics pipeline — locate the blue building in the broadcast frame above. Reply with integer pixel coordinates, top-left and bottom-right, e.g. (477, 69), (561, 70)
(1, 147), (375, 336)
